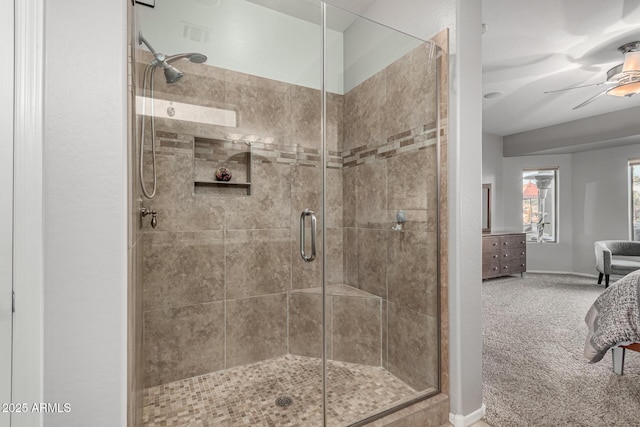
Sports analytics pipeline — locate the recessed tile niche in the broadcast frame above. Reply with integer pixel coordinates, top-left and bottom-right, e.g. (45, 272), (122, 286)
(193, 137), (252, 196)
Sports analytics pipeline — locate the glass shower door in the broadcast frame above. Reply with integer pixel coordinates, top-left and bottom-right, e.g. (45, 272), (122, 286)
(323, 5), (441, 425)
(136, 1), (326, 425)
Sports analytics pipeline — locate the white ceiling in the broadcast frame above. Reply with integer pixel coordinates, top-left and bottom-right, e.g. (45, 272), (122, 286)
(482, 0), (640, 137)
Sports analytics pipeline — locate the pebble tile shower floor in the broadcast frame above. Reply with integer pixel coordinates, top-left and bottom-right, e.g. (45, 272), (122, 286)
(142, 354), (419, 427)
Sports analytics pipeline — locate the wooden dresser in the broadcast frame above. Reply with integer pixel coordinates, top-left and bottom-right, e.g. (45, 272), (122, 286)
(482, 233), (527, 280)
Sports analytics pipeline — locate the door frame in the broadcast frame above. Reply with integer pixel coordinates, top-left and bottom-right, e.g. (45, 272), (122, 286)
(11, 0), (45, 425)
(0, 0), (15, 424)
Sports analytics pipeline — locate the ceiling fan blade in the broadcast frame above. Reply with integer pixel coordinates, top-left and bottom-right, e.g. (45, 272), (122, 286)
(572, 87), (611, 110)
(544, 81), (614, 94)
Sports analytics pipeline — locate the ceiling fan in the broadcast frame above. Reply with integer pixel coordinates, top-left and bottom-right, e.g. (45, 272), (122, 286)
(545, 41), (640, 110)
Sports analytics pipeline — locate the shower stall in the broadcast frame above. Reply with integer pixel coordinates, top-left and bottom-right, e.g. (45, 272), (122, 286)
(128, 1), (448, 426)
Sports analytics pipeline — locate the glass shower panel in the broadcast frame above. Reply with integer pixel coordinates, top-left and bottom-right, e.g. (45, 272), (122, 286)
(135, 1), (442, 425)
(324, 5), (440, 425)
(136, 1), (326, 425)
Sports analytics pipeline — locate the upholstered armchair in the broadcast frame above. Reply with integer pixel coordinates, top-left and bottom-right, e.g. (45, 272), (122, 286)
(594, 240), (640, 287)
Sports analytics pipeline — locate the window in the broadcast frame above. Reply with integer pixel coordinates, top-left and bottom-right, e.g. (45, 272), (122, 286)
(522, 168), (557, 243)
(630, 160), (640, 241)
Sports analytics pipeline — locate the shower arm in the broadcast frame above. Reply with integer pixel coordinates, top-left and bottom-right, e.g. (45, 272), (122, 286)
(138, 31), (167, 66)
(138, 31), (158, 55)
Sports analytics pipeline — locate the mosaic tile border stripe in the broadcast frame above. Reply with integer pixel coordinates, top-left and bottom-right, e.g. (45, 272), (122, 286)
(149, 121), (446, 171)
(193, 137), (340, 169)
(342, 123), (440, 169)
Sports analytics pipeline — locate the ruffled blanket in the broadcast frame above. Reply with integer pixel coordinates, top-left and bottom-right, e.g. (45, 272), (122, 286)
(584, 270), (640, 363)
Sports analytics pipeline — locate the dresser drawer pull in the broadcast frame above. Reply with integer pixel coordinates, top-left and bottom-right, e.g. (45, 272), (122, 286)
(493, 254), (498, 258)
(503, 254), (508, 257)
(521, 263), (525, 267)
(521, 252), (525, 255)
(503, 242), (509, 245)
(492, 242), (498, 246)
(503, 265), (509, 270)
(521, 240), (525, 244)
(493, 267), (498, 271)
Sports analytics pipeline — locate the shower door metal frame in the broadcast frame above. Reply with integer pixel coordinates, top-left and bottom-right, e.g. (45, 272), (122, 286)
(6, 1), (46, 425)
(321, 5), (328, 426)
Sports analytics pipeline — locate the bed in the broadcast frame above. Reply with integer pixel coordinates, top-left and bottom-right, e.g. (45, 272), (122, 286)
(584, 270), (640, 375)
(611, 343), (640, 375)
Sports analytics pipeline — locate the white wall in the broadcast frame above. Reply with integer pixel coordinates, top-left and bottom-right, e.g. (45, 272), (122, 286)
(356, 0), (456, 46)
(342, 16), (422, 92)
(448, 0), (484, 419)
(572, 143), (640, 274)
(43, 0), (127, 426)
(482, 133), (504, 231)
(138, 0), (344, 93)
(138, 0), (441, 96)
(490, 140), (640, 275)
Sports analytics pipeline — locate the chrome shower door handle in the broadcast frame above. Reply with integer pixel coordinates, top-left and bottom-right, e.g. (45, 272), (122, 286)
(300, 209), (317, 262)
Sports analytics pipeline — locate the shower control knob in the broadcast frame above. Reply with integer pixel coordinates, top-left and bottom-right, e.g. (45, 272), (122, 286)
(141, 207), (158, 229)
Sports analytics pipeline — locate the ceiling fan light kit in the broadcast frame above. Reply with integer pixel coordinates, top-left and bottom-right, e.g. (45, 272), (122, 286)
(607, 81), (640, 97)
(604, 41), (640, 98)
(546, 41), (640, 109)
(619, 41), (640, 72)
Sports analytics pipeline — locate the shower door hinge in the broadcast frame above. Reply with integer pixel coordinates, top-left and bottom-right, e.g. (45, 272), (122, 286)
(12, 291), (15, 313)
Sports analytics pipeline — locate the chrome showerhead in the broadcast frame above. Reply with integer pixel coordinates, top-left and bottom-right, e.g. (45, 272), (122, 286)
(161, 53), (207, 84)
(139, 32), (206, 84)
(163, 65), (184, 84)
(166, 52), (208, 64)
(188, 53), (208, 64)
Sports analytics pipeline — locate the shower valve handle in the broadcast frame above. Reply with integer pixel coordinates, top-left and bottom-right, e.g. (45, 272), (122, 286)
(141, 207), (158, 229)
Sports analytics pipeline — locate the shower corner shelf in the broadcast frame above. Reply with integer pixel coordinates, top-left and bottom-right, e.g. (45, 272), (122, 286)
(193, 137), (253, 196)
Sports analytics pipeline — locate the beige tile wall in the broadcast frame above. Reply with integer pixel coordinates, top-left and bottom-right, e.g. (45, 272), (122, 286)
(139, 60), (334, 388)
(138, 39), (444, 395)
(340, 42), (440, 392)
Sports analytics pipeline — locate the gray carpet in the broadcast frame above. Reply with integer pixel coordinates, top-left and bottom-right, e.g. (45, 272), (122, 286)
(483, 273), (640, 427)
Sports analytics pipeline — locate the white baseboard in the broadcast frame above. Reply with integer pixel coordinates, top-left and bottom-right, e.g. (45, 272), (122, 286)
(449, 404), (486, 427)
(527, 270), (598, 279)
